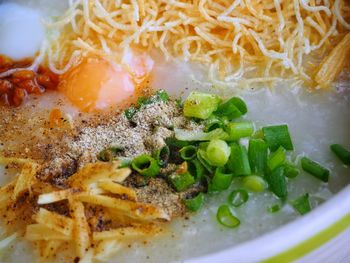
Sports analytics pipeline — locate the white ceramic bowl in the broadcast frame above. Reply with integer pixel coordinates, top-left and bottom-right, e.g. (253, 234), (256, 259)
(189, 184), (350, 263)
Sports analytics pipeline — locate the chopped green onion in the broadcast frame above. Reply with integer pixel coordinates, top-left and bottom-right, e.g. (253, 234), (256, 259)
(174, 128), (228, 141)
(197, 149), (214, 174)
(228, 189), (249, 207)
(262, 125), (294, 151)
(227, 143), (251, 176)
(266, 166), (287, 199)
(252, 129), (264, 139)
(267, 146), (286, 171)
(131, 154), (160, 177)
(97, 147), (122, 162)
(183, 92), (221, 119)
(215, 97), (247, 120)
(283, 163), (299, 178)
(188, 159), (206, 181)
(183, 193), (205, 212)
(301, 157), (329, 182)
(291, 193), (311, 215)
(165, 137), (189, 148)
(243, 175), (267, 192)
(209, 167), (233, 192)
(175, 98), (183, 108)
(225, 122), (254, 141)
(154, 145), (170, 167)
(154, 89), (169, 102)
(216, 205), (240, 228)
(124, 107), (138, 120)
(330, 144), (350, 165)
(169, 171), (195, 192)
(137, 96), (148, 107)
(179, 145), (197, 161)
(206, 139), (231, 167)
(204, 116), (226, 132)
(137, 90), (169, 107)
(267, 204), (281, 213)
(125, 90), (169, 119)
(248, 139), (268, 175)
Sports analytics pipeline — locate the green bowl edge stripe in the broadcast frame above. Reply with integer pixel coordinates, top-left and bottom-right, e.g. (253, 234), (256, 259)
(262, 212), (350, 263)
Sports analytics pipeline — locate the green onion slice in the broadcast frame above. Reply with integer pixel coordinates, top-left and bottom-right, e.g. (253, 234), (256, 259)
(188, 159), (206, 181)
(179, 145), (197, 161)
(197, 148), (214, 174)
(169, 171), (195, 192)
(137, 90), (169, 107)
(206, 139), (231, 167)
(266, 166), (288, 199)
(183, 193), (205, 212)
(248, 139), (268, 175)
(204, 116), (226, 132)
(262, 125), (294, 151)
(209, 167), (233, 192)
(268, 204), (281, 213)
(227, 143), (251, 176)
(243, 175), (267, 192)
(154, 89), (169, 102)
(215, 97), (247, 120)
(174, 128), (228, 141)
(228, 189), (249, 207)
(330, 144), (350, 165)
(252, 129), (264, 139)
(124, 107), (138, 120)
(291, 193), (312, 215)
(225, 122), (254, 141)
(216, 205), (240, 228)
(165, 137), (189, 148)
(283, 163), (299, 178)
(131, 154), (160, 177)
(301, 157), (329, 182)
(154, 145), (170, 167)
(183, 92), (221, 119)
(267, 146), (286, 171)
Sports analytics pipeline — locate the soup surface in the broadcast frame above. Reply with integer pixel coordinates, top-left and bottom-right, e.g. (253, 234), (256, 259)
(1, 55), (350, 263)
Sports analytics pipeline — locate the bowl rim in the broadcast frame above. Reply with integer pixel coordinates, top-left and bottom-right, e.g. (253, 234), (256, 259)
(188, 184), (350, 263)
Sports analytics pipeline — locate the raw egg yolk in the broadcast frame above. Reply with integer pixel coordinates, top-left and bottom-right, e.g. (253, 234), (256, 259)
(59, 54), (153, 112)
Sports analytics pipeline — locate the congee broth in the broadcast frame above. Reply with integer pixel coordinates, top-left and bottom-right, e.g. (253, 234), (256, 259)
(0, 1), (349, 263)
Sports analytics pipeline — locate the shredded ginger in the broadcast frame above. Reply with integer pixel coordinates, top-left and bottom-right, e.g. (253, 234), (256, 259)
(46, 0), (350, 88)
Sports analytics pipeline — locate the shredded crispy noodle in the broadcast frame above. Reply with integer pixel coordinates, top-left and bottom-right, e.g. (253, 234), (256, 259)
(45, 0), (350, 88)
(0, 158), (168, 262)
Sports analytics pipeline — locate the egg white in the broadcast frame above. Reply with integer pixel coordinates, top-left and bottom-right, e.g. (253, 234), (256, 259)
(0, 3), (45, 60)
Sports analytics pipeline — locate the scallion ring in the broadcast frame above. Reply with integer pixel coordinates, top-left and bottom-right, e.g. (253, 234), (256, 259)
(228, 189), (249, 207)
(179, 145), (197, 161)
(154, 145), (170, 167)
(131, 154), (160, 177)
(216, 205), (240, 228)
(183, 193), (205, 212)
(209, 167), (233, 192)
(243, 175), (267, 192)
(206, 139), (231, 167)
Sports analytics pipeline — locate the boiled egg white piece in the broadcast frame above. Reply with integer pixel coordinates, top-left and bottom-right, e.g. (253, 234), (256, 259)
(0, 3), (45, 60)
